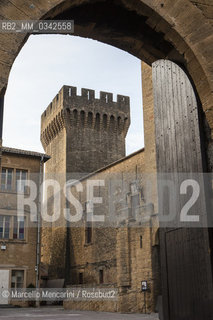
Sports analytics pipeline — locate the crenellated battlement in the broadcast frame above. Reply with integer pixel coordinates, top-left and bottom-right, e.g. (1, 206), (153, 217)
(41, 88), (64, 121)
(41, 85), (130, 148)
(41, 85), (130, 119)
(64, 85), (130, 109)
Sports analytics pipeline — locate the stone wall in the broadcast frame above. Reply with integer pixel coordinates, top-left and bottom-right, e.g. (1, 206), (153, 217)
(64, 148), (160, 313)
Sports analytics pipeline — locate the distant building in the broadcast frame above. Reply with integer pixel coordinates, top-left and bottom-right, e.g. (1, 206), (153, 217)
(0, 147), (49, 305)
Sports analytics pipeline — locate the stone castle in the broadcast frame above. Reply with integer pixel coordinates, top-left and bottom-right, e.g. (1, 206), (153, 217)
(40, 85), (161, 313)
(41, 85), (130, 176)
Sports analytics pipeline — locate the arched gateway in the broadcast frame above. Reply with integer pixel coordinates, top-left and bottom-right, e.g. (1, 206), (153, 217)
(0, 1), (213, 319)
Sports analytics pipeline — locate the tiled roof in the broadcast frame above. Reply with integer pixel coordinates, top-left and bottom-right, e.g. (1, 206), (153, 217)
(2, 146), (50, 162)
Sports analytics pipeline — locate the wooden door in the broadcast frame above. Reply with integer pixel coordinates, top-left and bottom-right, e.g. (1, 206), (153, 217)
(152, 60), (213, 320)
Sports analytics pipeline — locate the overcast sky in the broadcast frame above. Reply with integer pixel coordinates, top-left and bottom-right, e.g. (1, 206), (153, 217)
(3, 34), (144, 155)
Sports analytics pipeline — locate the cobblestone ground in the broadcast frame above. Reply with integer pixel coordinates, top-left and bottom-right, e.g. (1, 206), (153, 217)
(0, 306), (159, 320)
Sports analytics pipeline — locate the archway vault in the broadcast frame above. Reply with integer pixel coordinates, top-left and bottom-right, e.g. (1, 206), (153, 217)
(0, 0), (213, 132)
(1, 1), (213, 319)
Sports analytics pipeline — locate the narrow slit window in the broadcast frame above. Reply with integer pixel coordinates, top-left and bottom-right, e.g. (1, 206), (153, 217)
(85, 222), (92, 244)
(79, 272), (83, 284)
(140, 235), (143, 249)
(99, 270), (104, 284)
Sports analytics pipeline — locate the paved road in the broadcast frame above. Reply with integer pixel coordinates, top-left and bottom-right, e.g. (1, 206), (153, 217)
(0, 307), (159, 320)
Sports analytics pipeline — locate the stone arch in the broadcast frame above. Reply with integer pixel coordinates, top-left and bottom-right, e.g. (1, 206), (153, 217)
(1, 2), (213, 318)
(103, 114), (108, 130)
(109, 115), (115, 132)
(87, 111), (93, 128)
(123, 117), (129, 135)
(0, 0), (212, 133)
(117, 116), (122, 134)
(72, 109), (78, 126)
(95, 113), (101, 131)
(80, 110), (85, 126)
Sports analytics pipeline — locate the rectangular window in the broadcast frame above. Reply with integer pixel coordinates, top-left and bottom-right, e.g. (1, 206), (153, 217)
(0, 216), (10, 239)
(0, 215), (25, 240)
(11, 270), (24, 289)
(16, 170), (27, 193)
(13, 216), (25, 240)
(1, 168), (13, 191)
(99, 270), (104, 284)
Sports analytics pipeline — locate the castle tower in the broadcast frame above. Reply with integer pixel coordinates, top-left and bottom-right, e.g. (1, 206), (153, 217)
(41, 85), (130, 176)
(40, 86), (130, 279)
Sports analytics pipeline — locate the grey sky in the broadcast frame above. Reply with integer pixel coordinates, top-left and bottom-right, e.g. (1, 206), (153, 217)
(3, 34), (144, 155)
